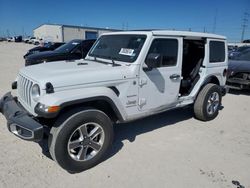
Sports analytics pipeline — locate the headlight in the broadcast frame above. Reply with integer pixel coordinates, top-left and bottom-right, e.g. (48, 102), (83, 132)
(31, 84), (40, 102)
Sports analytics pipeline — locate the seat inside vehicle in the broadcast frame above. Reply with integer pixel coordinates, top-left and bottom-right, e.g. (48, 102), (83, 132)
(180, 39), (205, 96)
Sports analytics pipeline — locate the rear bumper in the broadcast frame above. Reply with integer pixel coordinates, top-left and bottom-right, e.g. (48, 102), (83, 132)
(0, 92), (44, 141)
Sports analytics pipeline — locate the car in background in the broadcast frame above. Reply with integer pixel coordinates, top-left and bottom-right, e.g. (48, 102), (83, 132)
(0, 37), (6, 42)
(228, 45), (250, 59)
(27, 37), (36, 44)
(14, 36), (22, 42)
(32, 38), (43, 45)
(243, 39), (250, 43)
(23, 36), (33, 43)
(23, 42), (65, 58)
(7, 37), (15, 42)
(25, 39), (96, 66)
(227, 48), (250, 90)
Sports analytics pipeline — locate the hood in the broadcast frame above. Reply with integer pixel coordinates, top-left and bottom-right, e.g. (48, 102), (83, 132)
(20, 59), (134, 90)
(29, 46), (48, 52)
(26, 51), (60, 61)
(228, 60), (250, 73)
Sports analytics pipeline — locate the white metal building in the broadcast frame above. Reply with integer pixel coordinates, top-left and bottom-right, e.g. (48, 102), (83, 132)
(33, 24), (119, 42)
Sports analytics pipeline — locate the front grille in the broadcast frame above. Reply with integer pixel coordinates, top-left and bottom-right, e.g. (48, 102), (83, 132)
(233, 73), (249, 80)
(18, 74), (33, 106)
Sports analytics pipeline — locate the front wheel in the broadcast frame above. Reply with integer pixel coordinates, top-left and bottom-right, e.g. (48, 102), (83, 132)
(48, 108), (114, 172)
(194, 84), (222, 121)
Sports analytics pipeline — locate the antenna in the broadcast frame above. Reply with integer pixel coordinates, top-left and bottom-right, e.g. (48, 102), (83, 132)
(241, 12), (249, 42)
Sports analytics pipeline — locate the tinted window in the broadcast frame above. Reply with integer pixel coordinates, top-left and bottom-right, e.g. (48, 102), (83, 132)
(209, 41), (225, 63)
(82, 40), (95, 53)
(146, 39), (178, 67)
(55, 40), (81, 53)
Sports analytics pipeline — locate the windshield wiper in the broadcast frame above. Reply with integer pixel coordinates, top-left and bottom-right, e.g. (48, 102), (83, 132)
(110, 57), (120, 67)
(89, 54), (120, 66)
(88, 55), (110, 65)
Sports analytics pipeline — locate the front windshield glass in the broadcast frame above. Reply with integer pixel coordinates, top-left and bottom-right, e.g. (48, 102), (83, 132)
(55, 40), (81, 53)
(89, 34), (146, 63)
(235, 50), (250, 61)
(237, 46), (250, 52)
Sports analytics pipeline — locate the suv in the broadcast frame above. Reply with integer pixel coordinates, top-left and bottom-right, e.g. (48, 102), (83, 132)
(0, 30), (228, 172)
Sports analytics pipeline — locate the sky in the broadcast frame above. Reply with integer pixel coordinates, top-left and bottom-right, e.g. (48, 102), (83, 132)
(0, 0), (249, 42)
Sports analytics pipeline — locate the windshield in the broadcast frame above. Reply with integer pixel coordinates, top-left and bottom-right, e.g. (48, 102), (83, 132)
(234, 49), (250, 61)
(55, 40), (81, 53)
(89, 34), (146, 63)
(237, 46), (250, 52)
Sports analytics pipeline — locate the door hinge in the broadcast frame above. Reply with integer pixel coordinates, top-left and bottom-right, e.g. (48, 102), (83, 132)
(139, 78), (147, 87)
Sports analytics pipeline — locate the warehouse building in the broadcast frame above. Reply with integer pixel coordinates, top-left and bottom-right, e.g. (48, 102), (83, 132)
(33, 24), (119, 42)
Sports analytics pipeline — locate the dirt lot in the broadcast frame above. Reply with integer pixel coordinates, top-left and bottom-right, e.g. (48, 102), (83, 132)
(0, 42), (250, 188)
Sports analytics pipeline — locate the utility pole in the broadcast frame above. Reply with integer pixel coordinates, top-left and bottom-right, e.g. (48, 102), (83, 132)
(241, 12), (249, 42)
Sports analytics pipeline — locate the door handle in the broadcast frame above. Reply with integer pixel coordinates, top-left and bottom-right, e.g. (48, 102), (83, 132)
(169, 74), (180, 80)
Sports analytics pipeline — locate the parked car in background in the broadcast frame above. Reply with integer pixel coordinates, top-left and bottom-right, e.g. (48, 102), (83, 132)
(243, 39), (250, 43)
(23, 42), (65, 58)
(0, 37), (6, 42)
(228, 45), (250, 59)
(7, 37), (15, 42)
(23, 36), (33, 43)
(27, 37), (36, 44)
(14, 36), (22, 42)
(227, 48), (250, 90)
(32, 38), (43, 45)
(25, 39), (96, 66)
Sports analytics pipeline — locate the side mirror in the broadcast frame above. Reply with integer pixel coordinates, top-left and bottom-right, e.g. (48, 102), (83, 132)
(145, 53), (161, 70)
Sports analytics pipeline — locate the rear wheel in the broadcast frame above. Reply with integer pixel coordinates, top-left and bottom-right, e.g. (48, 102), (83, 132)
(194, 84), (222, 121)
(48, 108), (113, 172)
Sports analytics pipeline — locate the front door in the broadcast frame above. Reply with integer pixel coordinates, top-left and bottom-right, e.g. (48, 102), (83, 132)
(138, 37), (183, 111)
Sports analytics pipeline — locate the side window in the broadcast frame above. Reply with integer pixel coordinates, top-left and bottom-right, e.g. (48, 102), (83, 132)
(209, 41), (225, 63)
(146, 39), (178, 67)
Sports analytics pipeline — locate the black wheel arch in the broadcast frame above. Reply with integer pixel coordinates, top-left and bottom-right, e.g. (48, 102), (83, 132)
(57, 96), (124, 123)
(194, 75), (221, 100)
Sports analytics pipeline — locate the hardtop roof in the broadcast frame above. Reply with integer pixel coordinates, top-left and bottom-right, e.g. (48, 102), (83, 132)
(102, 30), (226, 40)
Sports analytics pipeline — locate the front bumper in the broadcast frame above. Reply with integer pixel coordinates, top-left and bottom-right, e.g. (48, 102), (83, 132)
(0, 92), (44, 141)
(226, 78), (250, 90)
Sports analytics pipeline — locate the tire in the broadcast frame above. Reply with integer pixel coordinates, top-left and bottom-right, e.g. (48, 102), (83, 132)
(194, 83), (222, 121)
(48, 108), (113, 172)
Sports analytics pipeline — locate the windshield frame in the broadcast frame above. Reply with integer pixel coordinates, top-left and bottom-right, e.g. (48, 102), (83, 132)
(88, 34), (147, 63)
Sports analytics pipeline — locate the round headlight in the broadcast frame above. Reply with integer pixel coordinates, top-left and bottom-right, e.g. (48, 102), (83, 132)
(31, 84), (40, 102)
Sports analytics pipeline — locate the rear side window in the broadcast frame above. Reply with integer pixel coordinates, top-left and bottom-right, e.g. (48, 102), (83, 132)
(209, 41), (225, 63)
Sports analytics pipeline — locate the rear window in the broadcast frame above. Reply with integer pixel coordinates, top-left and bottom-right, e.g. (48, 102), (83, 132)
(209, 41), (225, 63)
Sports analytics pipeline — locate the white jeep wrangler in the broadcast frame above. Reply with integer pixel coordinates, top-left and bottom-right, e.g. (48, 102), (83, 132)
(0, 30), (228, 172)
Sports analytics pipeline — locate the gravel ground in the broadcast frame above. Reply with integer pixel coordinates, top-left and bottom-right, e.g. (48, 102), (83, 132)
(0, 42), (250, 188)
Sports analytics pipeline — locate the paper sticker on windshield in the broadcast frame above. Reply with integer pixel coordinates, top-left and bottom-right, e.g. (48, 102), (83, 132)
(119, 48), (134, 56)
(72, 42), (79, 45)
